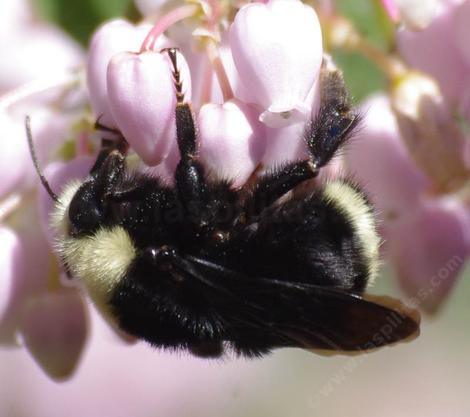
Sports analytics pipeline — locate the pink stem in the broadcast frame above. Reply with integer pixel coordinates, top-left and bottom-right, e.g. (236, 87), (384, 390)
(199, 57), (213, 106)
(140, 4), (199, 52)
(206, 41), (233, 102)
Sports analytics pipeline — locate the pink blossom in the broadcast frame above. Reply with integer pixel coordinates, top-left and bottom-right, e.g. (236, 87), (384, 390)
(107, 49), (191, 165)
(198, 99), (266, 187)
(396, 1), (468, 102)
(388, 198), (470, 313)
(230, 0), (322, 127)
(347, 95), (469, 312)
(454, 0), (470, 67)
(0, 0), (82, 94)
(86, 20), (155, 128)
(19, 291), (88, 381)
(0, 112), (29, 198)
(0, 227), (25, 344)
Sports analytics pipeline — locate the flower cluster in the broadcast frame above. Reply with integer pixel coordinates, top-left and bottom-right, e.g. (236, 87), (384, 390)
(1, 0), (470, 382)
(0, 0), (325, 380)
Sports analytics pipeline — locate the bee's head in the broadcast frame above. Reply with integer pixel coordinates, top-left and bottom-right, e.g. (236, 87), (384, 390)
(50, 180), (136, 321)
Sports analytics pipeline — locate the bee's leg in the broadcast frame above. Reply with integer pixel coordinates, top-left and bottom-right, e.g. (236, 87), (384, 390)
(89, 115), (129, 177)
(166, 48), (210, 226)
(243, 63), (360, 217)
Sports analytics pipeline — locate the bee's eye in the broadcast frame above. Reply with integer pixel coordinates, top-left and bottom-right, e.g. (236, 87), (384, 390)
(68, 185), (105, 236)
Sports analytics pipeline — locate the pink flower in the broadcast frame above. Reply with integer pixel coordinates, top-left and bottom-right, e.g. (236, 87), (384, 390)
(19, 292), (88, 381)
(198, 99), (266, 187)
(86, 19), (155, 128)
(388, 198), (470, 313)
(0, 227), (25, 344)
(0, 0), (82, 94)
(230, 0), (322, 127)
(107, 49), (191, 165)
(347, 95), (470, 312)
(396, 0), (468, 103)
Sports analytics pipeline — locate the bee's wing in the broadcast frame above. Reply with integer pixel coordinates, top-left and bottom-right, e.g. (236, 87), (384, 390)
(185, 256), (420, 353)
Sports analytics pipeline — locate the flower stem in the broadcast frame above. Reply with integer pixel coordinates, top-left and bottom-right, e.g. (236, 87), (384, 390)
(206, 40), (233, 102)
(199, 57), (213, 105)
(353, 38), (406, 80)
(140, 4), (200, 52)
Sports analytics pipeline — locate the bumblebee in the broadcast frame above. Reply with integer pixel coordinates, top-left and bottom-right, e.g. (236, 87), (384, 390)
(28, 49), (419, 358)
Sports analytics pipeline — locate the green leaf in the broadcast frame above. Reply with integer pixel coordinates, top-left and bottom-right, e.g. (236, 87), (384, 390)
(336, 0), (394, 49)
(332, 51), (387, 102)
(33, 0), (140, 46)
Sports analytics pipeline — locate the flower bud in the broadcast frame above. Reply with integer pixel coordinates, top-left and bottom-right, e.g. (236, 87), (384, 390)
(391, 71), (470, 192)
(19, 292), (88, 380)
(394, 0), (439, 30)
(198, 99), (266, 187)
(86, 20), (154, 128)
(230, 0), (322, 127)
(107, 49), (191, 166)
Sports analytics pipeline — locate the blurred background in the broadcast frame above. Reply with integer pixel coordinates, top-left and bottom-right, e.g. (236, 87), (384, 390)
(1, 0), (469, 416)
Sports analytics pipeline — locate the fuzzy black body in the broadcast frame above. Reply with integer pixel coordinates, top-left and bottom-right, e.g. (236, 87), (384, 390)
(58, 54), (419, 358)
(103, 172), (368, 356)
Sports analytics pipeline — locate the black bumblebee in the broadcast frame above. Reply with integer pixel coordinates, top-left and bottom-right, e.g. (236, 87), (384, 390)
(29, 49), (419, 358)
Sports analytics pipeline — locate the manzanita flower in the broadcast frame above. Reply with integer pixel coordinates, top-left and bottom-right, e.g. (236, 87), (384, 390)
(3, 0), (470, 383)
(383, 0), (440, 30)
(19, 291), (88, 380)
(230, 0), (323, 127)
(391, 71), (470, 193)
(198, 99), (266, 187)
(454, 0), (470, 67)
(86, 19), (155, 128)
(0, 0), (82, 94)
(347, 95), (470, 313)
(107, 49), (191, 165)
(0, 227), (25, 343)
(396, 0), (468, 104)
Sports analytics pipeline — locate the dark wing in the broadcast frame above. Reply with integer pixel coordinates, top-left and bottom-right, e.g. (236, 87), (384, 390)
(184, 255), (420, 354)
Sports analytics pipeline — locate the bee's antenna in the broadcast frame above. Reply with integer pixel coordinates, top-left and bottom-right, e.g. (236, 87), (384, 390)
(25, 116), (60, 203)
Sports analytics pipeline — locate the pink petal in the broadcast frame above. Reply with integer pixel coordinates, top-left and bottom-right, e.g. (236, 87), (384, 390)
(388, 197), (470, 313)
(394, 0), (439, 30)
(0, 112), (29, 198)
(198, 99), (266, 187)
(397, 2), (467, 102)
(143, 141), (180, 186)
(86, 20), (154, 128)
(0, 227), (25, 344)
(230, 0), (322, 127)
(345, 95), (429, 231)
(19, 291), (88, 381)
(107, 50), (191, 165)
(134, 0), (170, 15)
(0, 23), (82, 93)
(261, 121), (308, 167)
(454, 0), (470, 67)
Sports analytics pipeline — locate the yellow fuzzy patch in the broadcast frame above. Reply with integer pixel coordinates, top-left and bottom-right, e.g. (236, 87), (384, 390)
(323, 180), (380, 285)
(52, 182), (136, 312)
